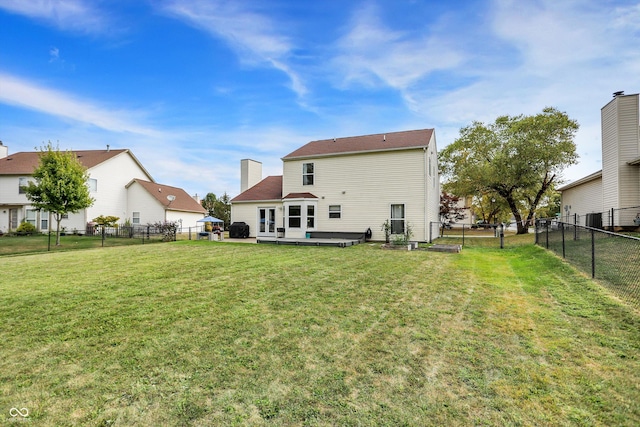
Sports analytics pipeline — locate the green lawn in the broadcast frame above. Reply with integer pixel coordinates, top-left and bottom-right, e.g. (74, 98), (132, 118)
(1, 240), (638, 426)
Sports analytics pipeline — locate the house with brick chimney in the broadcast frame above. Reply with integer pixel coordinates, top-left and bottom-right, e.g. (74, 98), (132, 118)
(230, 129), (440, 242)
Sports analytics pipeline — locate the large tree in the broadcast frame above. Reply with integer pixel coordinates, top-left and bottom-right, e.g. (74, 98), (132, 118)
(24, 142), (95, 245)
(439, 107), (579, 234)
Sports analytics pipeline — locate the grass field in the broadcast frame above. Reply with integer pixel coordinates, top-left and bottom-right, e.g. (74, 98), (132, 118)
(1, 239), (638, 426)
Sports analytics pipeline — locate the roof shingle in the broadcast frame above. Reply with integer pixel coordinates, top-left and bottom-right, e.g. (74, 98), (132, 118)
(0, 149), (131, 175)
(127, 179), (206, 213)
(231, 176), (283, 202)
(282, 129), (434, 159)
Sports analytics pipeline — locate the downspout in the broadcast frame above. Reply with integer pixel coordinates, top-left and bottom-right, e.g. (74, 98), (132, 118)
(424, 147), (428, 242)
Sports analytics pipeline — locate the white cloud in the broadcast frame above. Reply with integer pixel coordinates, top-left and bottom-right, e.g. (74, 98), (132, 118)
(0, 73), (162, 137)
(0, 0), (108, 33)
(333, 5), (463, 93)
(160, 0), (307, 97)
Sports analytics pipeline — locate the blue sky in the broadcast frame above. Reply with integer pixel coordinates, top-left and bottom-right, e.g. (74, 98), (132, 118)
(1, 0), (639, 199)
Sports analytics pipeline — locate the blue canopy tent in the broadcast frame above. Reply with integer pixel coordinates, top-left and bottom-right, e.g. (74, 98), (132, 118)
(197, 216), (224, 224)
(197, 216), (224, 240)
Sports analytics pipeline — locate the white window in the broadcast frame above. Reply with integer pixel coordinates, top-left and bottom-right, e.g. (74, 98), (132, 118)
(303, 163), (314, 185)
(88, 178), (97, 192)
(288, 205), (301, 228)
(18, 177), (32, 194)
(391, 204), (405, 234)
(307, 205), (315, 228)
(132, 212), (140, 224)
(41, 211), (49, 230)
(25, 209), (37, 226)
(329, 205), (341, 219)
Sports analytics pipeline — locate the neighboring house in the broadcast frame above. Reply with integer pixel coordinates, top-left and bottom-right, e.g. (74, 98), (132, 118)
(231, 129), (440, 241)
(0, 145), (205, 233)
(559, 92), (640, 228)
(125, 179), (206, 230)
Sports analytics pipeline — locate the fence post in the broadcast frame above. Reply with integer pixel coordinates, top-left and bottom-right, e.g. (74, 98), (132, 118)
(101, 226), (105, 247)
(545, 220), (549, 249)
(611, 207), (615, 230)
(561, 222), (565, 258)
(591, 228), (596, 279)
(462, 224), (465, 247)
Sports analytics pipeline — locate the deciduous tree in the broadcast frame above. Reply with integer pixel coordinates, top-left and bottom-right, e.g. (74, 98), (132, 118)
(25, 142), (94, 245)
(439, 107), (578, 234)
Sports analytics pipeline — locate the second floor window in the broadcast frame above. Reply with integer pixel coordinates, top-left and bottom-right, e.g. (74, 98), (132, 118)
(18, 177), (32, 194)
(303, 163), (314, 185)
(88, 178), (97, 192)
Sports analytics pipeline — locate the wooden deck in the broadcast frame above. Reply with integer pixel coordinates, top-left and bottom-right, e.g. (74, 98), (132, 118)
(257, 237), (361, 247)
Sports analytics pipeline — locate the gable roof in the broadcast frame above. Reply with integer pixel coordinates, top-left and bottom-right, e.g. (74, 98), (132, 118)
(282, 129), (434, 160)
(127, 179), (206, 213)
(231, 175), (283, 203)
(0, 149), (154, 181)
(557, 170), (603, 191)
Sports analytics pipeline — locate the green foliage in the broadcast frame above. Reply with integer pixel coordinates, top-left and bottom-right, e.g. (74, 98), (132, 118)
(25, 142), (95, 245)
(152, 221), (178, 242)
(440, 192), (467, 227)
(92, 215), (120, 227)
(16, 221), (37, 234)
(439, 107), (579, 234)
(381, 219), (391, 243)
(201, 192), (231, 227)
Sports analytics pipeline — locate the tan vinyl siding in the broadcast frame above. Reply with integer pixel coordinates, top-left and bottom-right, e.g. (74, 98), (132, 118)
(601, 94), (640, 212)
(230, 201), (283, 238)
(617, 95), (640, 214)
(283, 148), (431, 241)
(602, 97), (619, 210)
(560, 177), (603, 222)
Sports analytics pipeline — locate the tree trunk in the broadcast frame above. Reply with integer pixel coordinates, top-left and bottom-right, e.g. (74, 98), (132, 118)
(55, 213), (62, 246)
(505, 195), (528, 234)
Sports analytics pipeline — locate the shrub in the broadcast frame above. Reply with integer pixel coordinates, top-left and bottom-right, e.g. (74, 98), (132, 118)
(16, 221), (37, 234)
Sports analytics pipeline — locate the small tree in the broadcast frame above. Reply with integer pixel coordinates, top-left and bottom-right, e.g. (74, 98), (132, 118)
(24, 142), (94, 245)
(93, 215), (120, 227)
(439, 192), (466, 228)
(152, 221), (178, 242)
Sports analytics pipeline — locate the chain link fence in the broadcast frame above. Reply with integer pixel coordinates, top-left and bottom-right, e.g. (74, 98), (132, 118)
(561, 205), (640, 229)
(536, 219), (640, 308)
(429, 221), (524, 248)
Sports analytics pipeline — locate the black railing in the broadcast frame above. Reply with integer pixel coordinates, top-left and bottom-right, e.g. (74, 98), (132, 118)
(535, 219), (640, 308)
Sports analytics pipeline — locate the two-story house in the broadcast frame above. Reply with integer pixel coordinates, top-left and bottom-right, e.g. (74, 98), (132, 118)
(559, 92), (640, 228)
(231, 129), (440, 242)
(0, 144), (206, 233)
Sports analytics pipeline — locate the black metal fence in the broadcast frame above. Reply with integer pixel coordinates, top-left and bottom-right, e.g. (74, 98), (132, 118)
(535, 219), (640, 308)
(85, 224), (176, 243)
(429, 221), (513, 247)
(561, 205), (640, 229)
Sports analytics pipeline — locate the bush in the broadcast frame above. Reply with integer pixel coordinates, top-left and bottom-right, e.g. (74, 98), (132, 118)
(16, 221), (37, 234)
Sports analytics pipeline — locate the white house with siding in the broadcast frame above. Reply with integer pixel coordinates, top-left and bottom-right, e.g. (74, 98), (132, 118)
(559, 92), (640, 228)
(231, 129), (440, 242)
(0, 146), (205, 233)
